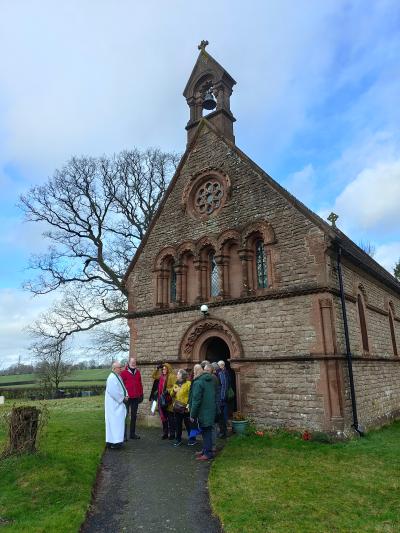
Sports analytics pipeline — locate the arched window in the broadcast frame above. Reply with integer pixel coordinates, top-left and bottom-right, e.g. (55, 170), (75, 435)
(169, 261), (176, 303)
(154, 249), (177, 308)
(209, 252), (219, 297)
(357, 294), (369, 353)
(245, 232), (269, 293)
(255, 240), (267, 289)
(389, 305), (398, 356)
(180, 252), (196, 305)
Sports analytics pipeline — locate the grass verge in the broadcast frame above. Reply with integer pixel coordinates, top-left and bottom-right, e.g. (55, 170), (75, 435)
(0, 396), (104, 532)
(210, 423), (400, 533)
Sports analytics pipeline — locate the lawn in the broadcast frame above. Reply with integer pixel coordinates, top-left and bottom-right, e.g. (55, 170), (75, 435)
(0, 369), (109, 389)
(210, 423), (400, 533)
(0, 396), (105, 532)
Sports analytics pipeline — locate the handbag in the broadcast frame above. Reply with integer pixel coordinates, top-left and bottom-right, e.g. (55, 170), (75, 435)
(227, 387), (235, 401)
(160, 390), (172, 409)
(173, 400), (188, 414)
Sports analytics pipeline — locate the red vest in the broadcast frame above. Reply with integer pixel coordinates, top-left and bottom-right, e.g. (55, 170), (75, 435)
(120, 367), (143, 399)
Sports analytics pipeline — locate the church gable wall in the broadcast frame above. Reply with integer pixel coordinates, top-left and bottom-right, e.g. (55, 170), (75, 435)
(127, 125), (327, 311)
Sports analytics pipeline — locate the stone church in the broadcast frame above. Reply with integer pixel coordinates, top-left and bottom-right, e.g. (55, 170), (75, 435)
(124, 43), (400, 434)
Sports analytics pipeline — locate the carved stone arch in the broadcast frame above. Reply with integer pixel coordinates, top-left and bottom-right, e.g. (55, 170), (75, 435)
(177, 240), (196, 260)
(191, 72), (214, 99)
(217, 229), (241, 253)
(179, 317), (243, 361)
(216, 229), (242, 299)
(195, 235), (218, 257)
(241, 220), (276, 293)
(242, 219), (276, 247)
(153, 246), (178, 307)
(154, 246), (178, 270)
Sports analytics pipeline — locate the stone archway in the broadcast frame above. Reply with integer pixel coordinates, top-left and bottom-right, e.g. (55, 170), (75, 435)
(179, 318), (242, 412)
(179, 317), (242, 362)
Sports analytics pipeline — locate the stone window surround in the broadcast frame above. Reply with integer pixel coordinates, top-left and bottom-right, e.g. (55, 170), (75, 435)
(388, 302), (398, 356)
(356, 288), (370, 355)
(153, 220), (276, 308)
(181, 167), (231, 221)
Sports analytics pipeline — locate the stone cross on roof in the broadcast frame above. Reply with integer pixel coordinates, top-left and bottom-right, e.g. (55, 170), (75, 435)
(327, 212), (339, 228)
(198, 40), (209, 51)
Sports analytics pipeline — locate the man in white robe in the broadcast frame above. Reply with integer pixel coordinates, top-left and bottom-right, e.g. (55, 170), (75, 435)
(105, 361), (128, 448)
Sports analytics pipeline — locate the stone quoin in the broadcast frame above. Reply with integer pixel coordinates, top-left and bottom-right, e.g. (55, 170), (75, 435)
(124, 43), (400, 435)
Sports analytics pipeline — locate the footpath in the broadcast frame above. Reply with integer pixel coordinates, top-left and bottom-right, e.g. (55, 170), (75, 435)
(81, 427), (223, 533)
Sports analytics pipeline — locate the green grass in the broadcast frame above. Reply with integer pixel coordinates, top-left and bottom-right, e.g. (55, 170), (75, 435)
(210, 424), (400, 533)
(0, 396), (105, 532)
(0, 369), (108, 389)
(0, 374), (36, 384)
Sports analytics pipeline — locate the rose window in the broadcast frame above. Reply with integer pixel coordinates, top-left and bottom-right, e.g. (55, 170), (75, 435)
(194, 179), (224, 215)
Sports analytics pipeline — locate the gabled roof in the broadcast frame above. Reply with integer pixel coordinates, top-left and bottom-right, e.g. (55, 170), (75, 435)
(183, 49), (236, 98)
(123, 119), (400, 295)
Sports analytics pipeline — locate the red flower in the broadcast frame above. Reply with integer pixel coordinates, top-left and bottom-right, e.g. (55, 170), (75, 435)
(302, 430), (311, 441)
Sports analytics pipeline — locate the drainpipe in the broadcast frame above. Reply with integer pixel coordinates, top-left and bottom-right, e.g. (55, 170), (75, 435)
(336, 244), (364, 436)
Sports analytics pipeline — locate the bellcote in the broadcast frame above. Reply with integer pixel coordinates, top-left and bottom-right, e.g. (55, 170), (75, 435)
(183, 41), (236, 145)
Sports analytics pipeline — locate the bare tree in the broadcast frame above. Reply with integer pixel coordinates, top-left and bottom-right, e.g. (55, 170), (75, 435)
(20, 148), (179, 350)
(91, 321), (130, 360)
(358, 240), (376, 258)
(33, 338), (71, 392)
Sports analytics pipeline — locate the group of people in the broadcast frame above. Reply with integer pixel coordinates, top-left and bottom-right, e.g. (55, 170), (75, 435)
(105, 356), (232, 460)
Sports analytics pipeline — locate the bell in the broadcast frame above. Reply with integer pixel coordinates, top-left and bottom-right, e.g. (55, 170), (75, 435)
(202, 89), (217, 111)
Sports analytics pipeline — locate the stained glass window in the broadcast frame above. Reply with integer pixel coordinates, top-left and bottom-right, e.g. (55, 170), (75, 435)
(256, 241), (267, 289)
(170, 263), (176, 303)
(210, 253), (219, 297)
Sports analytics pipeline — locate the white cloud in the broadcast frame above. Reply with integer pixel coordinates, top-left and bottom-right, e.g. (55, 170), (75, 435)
(283, 164), (316, 205)
(375, 242), (400, 275)
(1, 0), (400, 364)
(333, 159), (400, 234)
(0, 216), (48, 252)
(0, 289), (55, 367)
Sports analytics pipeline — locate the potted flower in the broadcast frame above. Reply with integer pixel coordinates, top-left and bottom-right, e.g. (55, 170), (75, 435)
(231, 412), (249, 435)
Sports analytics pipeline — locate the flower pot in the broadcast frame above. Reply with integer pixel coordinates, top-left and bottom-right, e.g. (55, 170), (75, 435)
(231, 420), (249, 435)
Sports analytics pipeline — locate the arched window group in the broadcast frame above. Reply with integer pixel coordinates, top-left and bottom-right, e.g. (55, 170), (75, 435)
(154, 221), (275, 307)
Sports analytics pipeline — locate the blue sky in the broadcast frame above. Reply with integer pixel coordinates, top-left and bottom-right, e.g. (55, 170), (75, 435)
(1, 0), (399, 366)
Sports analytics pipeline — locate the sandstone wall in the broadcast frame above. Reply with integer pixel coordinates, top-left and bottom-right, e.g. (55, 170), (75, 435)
(127, 125), (327, 310)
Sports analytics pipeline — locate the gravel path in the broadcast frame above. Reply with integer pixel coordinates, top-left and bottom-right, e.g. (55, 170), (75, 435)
(81, 427), (223, 533)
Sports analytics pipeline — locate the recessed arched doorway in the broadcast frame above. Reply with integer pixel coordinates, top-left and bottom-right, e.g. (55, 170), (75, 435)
(200, 336), (230, 363)
(199, 336), (237, 412)
(179, 317), (243, 413)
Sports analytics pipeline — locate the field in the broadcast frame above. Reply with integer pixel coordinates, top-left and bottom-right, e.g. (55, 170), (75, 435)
(0, 396), (104, 532)
(0, 369), (109, 389)
(210, 423), (400, 533)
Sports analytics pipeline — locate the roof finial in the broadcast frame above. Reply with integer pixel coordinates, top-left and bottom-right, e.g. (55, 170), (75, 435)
(327, 212), (339, 228)
(198, 40), (209, 51)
